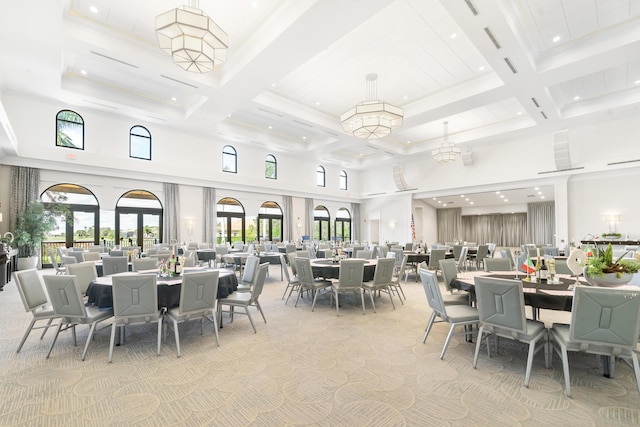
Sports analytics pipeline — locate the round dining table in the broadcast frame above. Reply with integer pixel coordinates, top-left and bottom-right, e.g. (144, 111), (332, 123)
(310, 258), (377, 281)
(86, 268), (238, 309)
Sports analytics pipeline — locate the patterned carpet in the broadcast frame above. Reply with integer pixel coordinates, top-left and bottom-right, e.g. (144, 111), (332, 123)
(1, 266), (639, 426)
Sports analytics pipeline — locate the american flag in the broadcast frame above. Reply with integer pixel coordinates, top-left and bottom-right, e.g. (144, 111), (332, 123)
(410, 214), (416, 241)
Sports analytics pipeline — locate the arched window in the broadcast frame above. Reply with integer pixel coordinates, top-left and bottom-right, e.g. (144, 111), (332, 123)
(40, 183), (99, 263)
(339, 170), (348, 190)
(222, 145), (237, 173)
(116, 190), (163, 252)
(217, 198), (245, 244)
(316, 165), (326, 187)
(56, 110), (84, 150)
(258, 201), (282, 242)
(335, 208), (351, 242)
(265, 154), (277, 179)
(130, 125), (151, 160)
(314, 205), (331, 241)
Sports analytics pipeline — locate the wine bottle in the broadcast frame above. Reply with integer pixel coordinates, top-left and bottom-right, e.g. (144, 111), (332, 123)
(540, 259), (548, 281)
(535, 256), (541, 282)
(174, 255), (180, 275)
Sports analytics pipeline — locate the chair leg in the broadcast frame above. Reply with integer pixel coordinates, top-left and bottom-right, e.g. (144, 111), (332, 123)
(360, 289), (366, 315)
(335, 290), (340, 316)
(81, 322), (98, 361)
(367, 289), (376, 313)
(244, 307), (256, 333)
(524, 340), (538, 387)
(46, 323), (64, 359)
(157, 318), (163, 356)
(295, 287), (303, 307)
(255, 300), (266, 323)
(387, 286), (395, 310)
(311, 289), (320, 311)
(108, 324), (117, 363)
(173, 318), (181, 357)
(39, 318), (54, 340)
(560, 345), (571, 397)
(422, 312), (437, 343)
(440, 324), (457, 359)
(17, 319), (38, 353)
(211, 308), (220, 347)
(631, 353), (640, 396)
(473, 326), (485, 368)
(281, 284), (289, 299)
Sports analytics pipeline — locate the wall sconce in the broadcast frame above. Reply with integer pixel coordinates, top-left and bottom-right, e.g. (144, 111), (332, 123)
(603, 214), (621, 232)
(185, 219), (195, 236)
(0, 212), (3, 223)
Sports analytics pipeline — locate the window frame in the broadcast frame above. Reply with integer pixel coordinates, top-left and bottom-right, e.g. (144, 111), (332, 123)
(265, 154), (277, 179)
(222, 145), (237, 173)
(56, 109), (84, 150)
(129, 125), (152, 160)
(316, 165), (326, 187)
(339, 170), (348, 190)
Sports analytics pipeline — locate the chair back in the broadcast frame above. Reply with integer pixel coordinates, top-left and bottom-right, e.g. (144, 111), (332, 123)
(110, 250), (124, 257)
(569, 287), (640, 350)
(132, 258), (158, 271)
(554, 258), (572, 275)
(62, 255), (78, 266)
(428, 249), (446, 269)
(486, 243), (497, 257)
(294, 257), (314, 287)
(68, 251), (85, 263)
(336, 259), (365, 290)
(457, 246), (468, 270)
(397, 254), (409, 278)
(405, 242), (413, 251)
(88, 245), (104, 253)
(43, 275), (86, 318)
(14, 269), (48, 313)
(483, 258), (512, 272)
(66, 261), (98, 294)
(279, 254), (294, 283)
(419, 268), (448, 319)
(377, 246), (389, 258)
(57, 246), (68, 259)
(296, 250), (310, 259)
(241, 256), (260, 285)
(452, 245), (463, 261)
(82, 251), (101, 262)
(500, 249), (514, 269)
(355, 249), (372, 259)
(285, 244), (297, 254)
(372, 257), (395, 286)
(103, 256), (128, 275)
(543, 247), (559, 256)
(306, 246), (317, 259)
(112, 275), (159, 322)
(474, 276), (527, 334)
(439, 259), (458, 292)
(178, 270), (219, 315)
(215, 245), (229, 256)
(182, 257), (195, 267)
(390, 248), (403, 267)
(187, 243), (199, 250)
(476, 245), (489, 261)
(47, 248), (61, 269)
(352, 246), (365, 256)
(250, 263), (270, 303)
(233, 242), (244, 250)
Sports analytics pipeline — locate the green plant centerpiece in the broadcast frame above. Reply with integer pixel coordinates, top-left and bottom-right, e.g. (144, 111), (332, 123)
(14, 201), (67, 268)
(601, 232), (622, 239)
(584, 244), (640, 287)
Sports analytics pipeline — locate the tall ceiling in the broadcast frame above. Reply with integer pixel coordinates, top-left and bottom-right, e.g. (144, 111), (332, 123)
(1, 0), (640, 173)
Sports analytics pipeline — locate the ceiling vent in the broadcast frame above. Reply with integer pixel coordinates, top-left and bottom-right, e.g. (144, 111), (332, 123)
(90, 51), (139, 68)
(504, 57), (517, 73)
(552, 129), (571, 170)
(531, 97), (540, 108)
(160, 74), (199, 88)
(484, 28), (500, 49)
(392, 163), (409, 191)
(607, 159), (640, 166)
(465, 0), (479, 16)
(540, 111), (548, 119)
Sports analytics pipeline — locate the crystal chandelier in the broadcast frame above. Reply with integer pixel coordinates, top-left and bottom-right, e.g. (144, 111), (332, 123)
(431, 121), (461, 164)
(340, 74), (403, 139)
(156, 1), (228, 73)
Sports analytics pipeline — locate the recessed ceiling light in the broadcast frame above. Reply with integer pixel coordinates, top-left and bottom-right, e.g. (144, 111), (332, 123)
(478, 66), (485, 71)
(496, 191), (500, 194)
(540, 196), (545, 199)
(432, 197), (437, 200)
(517, 111), (522, 115)
(89, 5), (98, 13)
(171, 97), (177, 101)
(438, 200), (442, 203)
(534, 187), (539, 190)
(403, 96), (408, 100)
(465, 198), (469, 201)
(315, 102), (320, 106)
(537, 191), (542, 195)
(252, 1), (259, 8)
(635, 80), (640, 85)
(504, 199), (508, 202)
(470, 201), (474, 205)
(460, 195), (465, 198)
(302, 136), (307, 140)
(271, 83), (276, 87)
(574, 96), (580, 101)
(500, 195), (504, 198)
(405, 140), (411, 144)
(553, 35), (561, 43)
(450, 33), (457, 39)
(80, 69), (87, 75)
(268, 126), (272, 130)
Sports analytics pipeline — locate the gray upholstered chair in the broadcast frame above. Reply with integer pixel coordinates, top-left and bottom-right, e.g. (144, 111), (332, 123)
(109, 274), (163, 362)
(420, 268), (479, 359)
(14, 269), (60, 353)
(472, 276), (549, 386)
(500, 248), (514, 269)
(132, 257), (158, 271)
(65, 261), (98, 295)
(166, 270), (220, 356)
(61, 255), (77, 267)
(102, 256), (128, 276)
(361, 257), (395, 313)
(67, 251), (85, 263)
(294, 257), (331, 311)
(438, 259), (470, 305)
(550, 286), (640, 397)
(43, 275), (113, 360)
(457, 246), (468, 272)
(355, 249), (372, 259)
(472, 245), (489, 270)
(47, 248), (66, 274)
(280, 253), (300, 304)
(331, 259), (366, 316)
(427, 249), (446, 277)
(237, 255), (260, 292)
(483, 258), (513, 272)
(81, 251), (101, 262)
(452, 245), (463, 261)
(217, 263), (269, 333)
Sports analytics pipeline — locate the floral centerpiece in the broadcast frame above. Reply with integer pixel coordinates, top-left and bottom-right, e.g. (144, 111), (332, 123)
(584, 244), (640, 287)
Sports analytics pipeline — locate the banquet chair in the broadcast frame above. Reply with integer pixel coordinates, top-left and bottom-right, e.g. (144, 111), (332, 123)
(166, 270), (220, 356)
(65, 261), (98, 295)
(543, 247), (559, 257)
(217, 263), (269, 333)
(389, 256), (408, 304)
(43, 275), (113, 360)
(420, 268), (479, 359)
(549, 286), (640, 397)
(215, 245), (229, 267)
(331, 259), (366, 316)
(554, 258), (572, 275)
(483, 258), (513, 272)
(355, 249), (372, 259)
(109, 250), (124, 257)
(14, 269), (61, 353)
(296, 250), (310, 258)
(438, 259), (471, 305)
(361, 257), (395, 313)
(280, 253), (300, 304)
(427, 249), (446, 278)
(377, 246), (388, 258)
(473, 276), (549, 387)
(109, 274), (163, 362)
(472, 245), (489, 270)
(500, 249), (514, 269)
(237, 255), (260, 292)
(102, 256), (128, 276)
(452, 245), (463, 261)
(61, 255), (77, 267)
(82, 251), (101, 262)
(47, 248), (66, 274)
(132, 257), (158, 271)
(182, 256), (195, 267)
(405, 242), (413, 251)
(457, 246), (469, 272)
(67, 251), (85, 263)
(294, 257), (331, 311)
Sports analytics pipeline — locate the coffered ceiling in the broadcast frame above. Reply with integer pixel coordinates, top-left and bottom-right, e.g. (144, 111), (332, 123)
(1, 0), (640, 172)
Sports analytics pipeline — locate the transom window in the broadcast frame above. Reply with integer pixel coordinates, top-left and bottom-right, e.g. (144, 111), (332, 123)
(130, 125), (151, 160)
(223, 145), (237, 173)
(265, 154), (277, 179)
(339, 170), (348, 190)
(316, 166), (326, 187)
(56, 110), (84, 150)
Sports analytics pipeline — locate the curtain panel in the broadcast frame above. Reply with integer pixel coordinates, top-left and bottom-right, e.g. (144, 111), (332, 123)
(282, 195), (293, 243)
(9, 166), (40, 231)
(436, 208), (462, 244)
(305, 198), (314, 239)
(459, 213), (527, 246)
(527, 201), (555, 245)
(351, 203), (360, 243)
(202, 187), (216, 244)
(162, 183), (180, 244)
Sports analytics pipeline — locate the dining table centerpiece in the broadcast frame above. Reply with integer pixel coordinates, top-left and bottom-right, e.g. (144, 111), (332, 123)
(583, 243), (640, 287)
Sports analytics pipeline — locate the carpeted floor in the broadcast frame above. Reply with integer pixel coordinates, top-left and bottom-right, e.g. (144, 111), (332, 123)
(1, 265), (639, 426)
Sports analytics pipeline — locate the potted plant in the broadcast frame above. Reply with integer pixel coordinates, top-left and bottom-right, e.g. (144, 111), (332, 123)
(584, 243), (640, 287)
(13, 201), (66, 270)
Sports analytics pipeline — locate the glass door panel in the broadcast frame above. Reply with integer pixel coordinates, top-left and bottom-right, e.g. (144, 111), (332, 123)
(119, 213), (138, 248)
(259, 218), (269, 241)
(143, 214), (160, 252)
(272, 218), (282, 242)
(73, 211), (95, 250)
(231, 217), (244, 244)
(217, 218), (227, 244)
